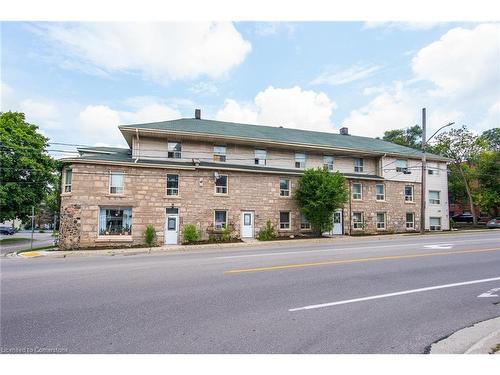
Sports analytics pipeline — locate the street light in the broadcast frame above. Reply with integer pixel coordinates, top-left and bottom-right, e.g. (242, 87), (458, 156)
(420, 107), (454, 234)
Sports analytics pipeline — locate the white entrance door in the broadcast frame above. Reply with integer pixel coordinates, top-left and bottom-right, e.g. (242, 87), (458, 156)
(165, 215), (179, 244)
(332, 209), (343, 235)
(241, 211), (254, 238)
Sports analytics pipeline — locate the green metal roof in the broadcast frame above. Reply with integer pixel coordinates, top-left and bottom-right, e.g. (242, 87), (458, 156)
(119, 118), (448, 161)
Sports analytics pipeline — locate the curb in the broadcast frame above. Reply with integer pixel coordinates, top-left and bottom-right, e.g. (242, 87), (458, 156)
(430, 316), (500, 354)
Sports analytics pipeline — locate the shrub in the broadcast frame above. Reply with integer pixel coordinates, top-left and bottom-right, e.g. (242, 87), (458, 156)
(143, 225), (156, 250)
(257, 220), (277, 241)
(221, 226), (231, 242)
(183, 224), (199, 243)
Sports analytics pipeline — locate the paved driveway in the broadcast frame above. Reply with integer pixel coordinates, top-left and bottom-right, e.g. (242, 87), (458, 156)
(0, 231), (55, 254)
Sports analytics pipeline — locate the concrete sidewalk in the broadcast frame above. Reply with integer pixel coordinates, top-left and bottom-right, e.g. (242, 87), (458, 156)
(430, 317), (500, 354)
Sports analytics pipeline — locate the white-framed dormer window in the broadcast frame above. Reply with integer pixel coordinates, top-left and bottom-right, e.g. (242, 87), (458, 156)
(352, 183), (362, 200)
(354, 158), (364, 172)
(255, 149), (267, 165)
(215, 174), (228, 194)
(395, 159), (409, 173)
(353, 212), (364, 230)
(406, 212), (415, 229)
(279, 211), (291, 230)
(429, 190), (441, 204)
(213, 145), (226, 162)
(214, 210), (227, 230)
(323, 155), (334, 171)
(280, 178), (290, 197)
(295, 153), (306, 168)
(376, 184), (385, 201)
(109, 172), (124, 194)
(64, 168), (72, 193)
(167, 142), (182, 159)
(300, 213), (311, 230)
(376, 212), (386, 230)
(404, 185), (414, 202)
(166, 174), (179, 196)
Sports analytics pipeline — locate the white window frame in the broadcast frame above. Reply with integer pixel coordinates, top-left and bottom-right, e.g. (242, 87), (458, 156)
(215, 174), (228, 194)
(354, 158), (364, 173)
(352, 183), (362, 200)
(376, 212), (386, 230)
(429, 190), (441, 205)
(64, 168), (72, 193)
(254, 149), (267, 165)
(213, 145), (226, 162)
(429, 217), (442, 231)
(428, 167), (440, 176)
(300, 213), (311, 230)
(166, 174), (179, 196)
(279, 211), (291, 230)
(404, 185), (414, 202)
(280, 178), (290, 197)
(375, 184), (385, 201)
(109, 171), (124, 195)
(295, 153), (306, 169)
(395, 159), (408, 172)
(406, 212), (415, 229)
(214, 210), (228, 230)
(323, 155), (334, 171)
(353, 212), (364, 230)
(167, 141), (182, 159)
(98, 207), (132, 236)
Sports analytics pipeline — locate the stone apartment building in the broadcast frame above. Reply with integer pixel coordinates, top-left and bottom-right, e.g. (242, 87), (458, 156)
(58, 110), (450, 249)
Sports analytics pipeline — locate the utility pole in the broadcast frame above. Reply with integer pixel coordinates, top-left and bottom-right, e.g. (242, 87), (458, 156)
(420, 108), (427, 234)
(30, 205), (35, 251)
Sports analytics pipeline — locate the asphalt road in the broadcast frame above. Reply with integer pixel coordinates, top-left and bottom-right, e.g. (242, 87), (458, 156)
(0, 232), (55, 255)
(1, 231), (500, 354)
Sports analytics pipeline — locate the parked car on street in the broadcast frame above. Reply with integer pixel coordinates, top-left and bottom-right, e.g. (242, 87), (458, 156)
(0, 226), (16, 235)
(486, 218), (500, 229)
(451, 213), (477, 223)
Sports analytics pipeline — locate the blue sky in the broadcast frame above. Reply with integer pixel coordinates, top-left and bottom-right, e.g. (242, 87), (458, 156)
(1, 21), (499, 154)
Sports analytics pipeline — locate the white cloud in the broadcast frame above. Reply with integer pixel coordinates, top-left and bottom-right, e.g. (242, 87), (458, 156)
(363, 22), (445, 31)
(412, 23), (500, 98)
(254, 22), (295, 37)
(36, 22), (251, 83)
(477, 101), (500, 132)
(19, 99), (61, 129)
(311, 64), (381, 86)
(1, 81), (15, 110)
(189, 81), (219, 95)
(216, 86), (337, 132)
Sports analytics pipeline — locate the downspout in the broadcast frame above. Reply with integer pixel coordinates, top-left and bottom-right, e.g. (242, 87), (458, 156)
(348, 180), (352, 236)
(134, 128), (140, 163)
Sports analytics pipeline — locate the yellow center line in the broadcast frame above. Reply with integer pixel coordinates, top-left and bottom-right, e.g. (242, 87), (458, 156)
(225, 247), (500, 274)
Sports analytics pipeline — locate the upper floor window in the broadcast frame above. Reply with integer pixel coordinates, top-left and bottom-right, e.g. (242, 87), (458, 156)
(354, 158), (364, 173)
(405, 185), (414, 202)
(215, 174), (228, 194)
(323, 156), (334, 171)
(375, 184), (385, 201)
(395, 159), (409, 172)
(429, 190), (441, 204)
(64, 169), (72, 193)
(213, 145), (226, 162)
(167, 142), (182, 159)
(255, 149), (267, 165)
(280, 178), (290, 197)
(295, 153), (306, 168)
(352, 183), (362, 200)
(428, 168), (440, 176)
(109, 172), (124, 194)
(166, 174), (179, 196)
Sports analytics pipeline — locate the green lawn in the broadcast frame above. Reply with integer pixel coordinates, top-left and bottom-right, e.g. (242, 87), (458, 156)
(0, 237), (30, 244)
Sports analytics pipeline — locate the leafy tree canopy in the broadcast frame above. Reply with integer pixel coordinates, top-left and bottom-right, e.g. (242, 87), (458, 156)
(294, 168), (348, 235)
(0, 112), (57, 222)
(381, 125), (422, 150)
(479, 128), (500, 152)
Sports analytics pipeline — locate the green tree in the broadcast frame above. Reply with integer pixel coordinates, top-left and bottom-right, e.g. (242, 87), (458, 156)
(382, 125), (422, 149)
(432, 126), (486, 225)
(473, 150), (500, 216)
(480, 128), (500, 152)
(294, 168), (348, 236)
(0, 112), (56, 222)
(143, 225), (156, 252)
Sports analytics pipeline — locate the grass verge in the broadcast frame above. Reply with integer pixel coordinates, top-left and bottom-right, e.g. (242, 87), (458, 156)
(0, 237), (31, 244)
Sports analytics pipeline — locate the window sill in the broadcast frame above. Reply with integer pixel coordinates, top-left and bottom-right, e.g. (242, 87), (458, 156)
(60, 192), (72, 197)
(404, 200), (415, 204)
(105, 194), (127, 198)
(96, 235), (133, 242)
(164, 195), (181, 199)
(279, 195), (291, 198)
(214, 194), (229, 197)
(376, 199), (386, 202)
(278, 228), (291, 231)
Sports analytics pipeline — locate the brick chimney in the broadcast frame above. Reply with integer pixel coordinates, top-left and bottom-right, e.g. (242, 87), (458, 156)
(339, 127), (349, 135)
(195, 108), (201, 119)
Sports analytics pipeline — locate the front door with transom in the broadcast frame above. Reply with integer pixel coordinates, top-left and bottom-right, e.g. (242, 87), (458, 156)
(332, 209), (343, 235)
(241, 211), (254, 238)
(165, 207), (179, 245)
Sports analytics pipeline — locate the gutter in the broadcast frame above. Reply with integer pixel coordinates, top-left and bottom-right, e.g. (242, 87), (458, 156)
(134, 128), (140, 163)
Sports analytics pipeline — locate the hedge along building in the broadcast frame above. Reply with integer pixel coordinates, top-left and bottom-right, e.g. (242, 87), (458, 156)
(58, 110), (450, 250)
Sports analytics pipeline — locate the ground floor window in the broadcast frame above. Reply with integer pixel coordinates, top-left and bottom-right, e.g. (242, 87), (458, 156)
(166, 174), (179, 196)
(280, 211), (291, 229)
(352, 212), (364, 229)
(99, 207), (132, 235)
(376, 212), (386, 230)
(406, 212), (415, 229)
(429, 217), (442, 231)
(300, 213), (311, 230)
(214, 210), (227, 230)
